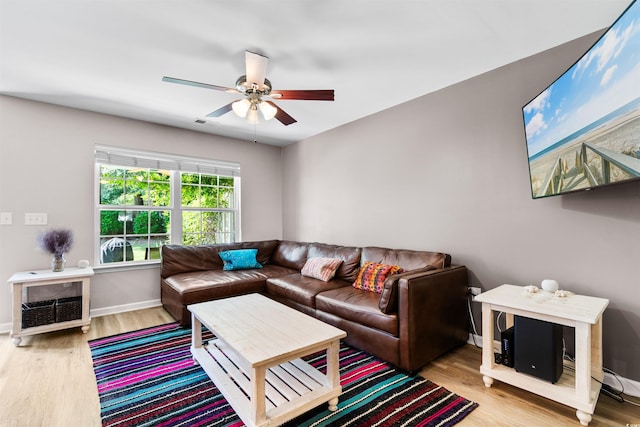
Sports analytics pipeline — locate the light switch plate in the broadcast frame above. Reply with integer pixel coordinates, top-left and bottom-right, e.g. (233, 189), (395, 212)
(25, 212), (48, 225)
(0, 212), (12, 225)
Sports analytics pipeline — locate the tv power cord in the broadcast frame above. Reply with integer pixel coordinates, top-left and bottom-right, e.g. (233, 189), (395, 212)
(597, 370), (640, 407)
(466, 290), (480, 348)
(563, 351), (640, 407)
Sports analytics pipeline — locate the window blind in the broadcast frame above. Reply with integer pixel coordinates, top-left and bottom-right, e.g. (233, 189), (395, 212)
(95, 144), (241, 177)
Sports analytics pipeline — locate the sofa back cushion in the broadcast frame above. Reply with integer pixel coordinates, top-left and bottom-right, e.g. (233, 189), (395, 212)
(361, 246), (451, 270)
(161, 240), (280, 278)
(271, 241), (309, 271)
(307, 243), (362, 282)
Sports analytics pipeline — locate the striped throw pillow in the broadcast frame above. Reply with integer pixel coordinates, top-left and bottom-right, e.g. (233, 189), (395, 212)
(301, 257), (343, 282)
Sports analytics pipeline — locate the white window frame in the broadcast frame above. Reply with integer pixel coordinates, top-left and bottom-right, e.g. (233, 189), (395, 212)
(94, 145), (241, 268)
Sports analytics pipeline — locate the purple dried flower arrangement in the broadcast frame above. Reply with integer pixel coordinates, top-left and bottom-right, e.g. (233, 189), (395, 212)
(38, 228), (74, 256)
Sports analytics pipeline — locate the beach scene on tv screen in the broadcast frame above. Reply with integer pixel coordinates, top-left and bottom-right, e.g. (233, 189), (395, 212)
(523, 0), (640, 198)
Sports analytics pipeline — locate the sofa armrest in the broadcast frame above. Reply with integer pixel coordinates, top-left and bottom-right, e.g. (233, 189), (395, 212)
(397, 265), (469, 371)
(378, 265), (436, 314)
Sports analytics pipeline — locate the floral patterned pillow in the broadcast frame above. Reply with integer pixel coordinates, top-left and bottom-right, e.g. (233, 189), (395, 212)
(353, 261), (404, 293)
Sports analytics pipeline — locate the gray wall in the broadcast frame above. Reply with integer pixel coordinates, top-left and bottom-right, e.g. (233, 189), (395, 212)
(1, 30), (637, 382)
(282, 32), (640, 381)
(0, 96), (283, 325)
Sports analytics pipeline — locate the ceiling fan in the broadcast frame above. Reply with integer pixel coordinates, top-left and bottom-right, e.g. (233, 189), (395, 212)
(162, 50), (334, 126)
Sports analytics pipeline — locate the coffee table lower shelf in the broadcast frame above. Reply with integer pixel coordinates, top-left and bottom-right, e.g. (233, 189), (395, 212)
(192, 338), (341, 427)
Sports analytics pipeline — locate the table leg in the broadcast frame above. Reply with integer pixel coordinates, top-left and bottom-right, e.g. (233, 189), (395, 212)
(328, 397), (339, 412)
(591, 319), (604, 381)
(250, 367), (267, 425)
(326, 340), (341, 411)
(481, 303), (495, 387)
(191, 315), (202, 365)
(576, 409), (592, 426)
(81, 277), (91, 325)
(11, 283), (23, 346)
(574, 322), (592, 404)
(482, 375), (494, 388)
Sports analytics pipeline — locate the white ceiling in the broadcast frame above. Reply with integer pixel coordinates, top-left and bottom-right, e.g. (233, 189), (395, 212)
(0, 0), (631, 146)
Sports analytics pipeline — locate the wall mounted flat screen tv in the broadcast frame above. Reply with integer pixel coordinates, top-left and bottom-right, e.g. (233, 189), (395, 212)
(522, 0), (640, 199)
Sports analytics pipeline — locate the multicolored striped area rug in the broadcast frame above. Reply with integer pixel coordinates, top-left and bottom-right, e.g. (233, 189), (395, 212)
(89, 322), (477, 427)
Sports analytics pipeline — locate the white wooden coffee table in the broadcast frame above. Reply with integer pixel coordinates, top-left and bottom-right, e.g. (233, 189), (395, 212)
(188, 293), (346, 427)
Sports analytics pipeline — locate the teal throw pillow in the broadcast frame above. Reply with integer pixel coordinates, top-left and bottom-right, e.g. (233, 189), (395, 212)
(219, 249), (263, 271)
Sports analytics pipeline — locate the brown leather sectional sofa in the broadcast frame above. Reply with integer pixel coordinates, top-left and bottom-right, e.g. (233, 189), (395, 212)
(160, 239), (469, 371)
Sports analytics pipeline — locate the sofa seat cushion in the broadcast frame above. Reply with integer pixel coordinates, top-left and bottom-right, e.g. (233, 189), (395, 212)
(266, 274), (351, 308)
(164, 265), (297, 305)
(316, 287), (398, 336)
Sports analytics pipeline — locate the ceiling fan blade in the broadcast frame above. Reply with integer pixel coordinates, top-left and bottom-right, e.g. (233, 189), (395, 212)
(270, 89), (334, 101)
(264, 101), (297, 126)
(206, 102), (234, 117)
(245, 51), (269, 90)
(162, 76), (238, 93)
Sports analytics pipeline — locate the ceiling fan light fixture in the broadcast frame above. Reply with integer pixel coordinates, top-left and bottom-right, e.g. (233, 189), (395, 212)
(246, 105), (260, 125)
(231, 98), (251, 118)
(259, 101), (277, 121)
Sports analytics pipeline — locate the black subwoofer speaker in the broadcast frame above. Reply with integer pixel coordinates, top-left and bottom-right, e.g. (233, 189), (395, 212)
(514, 316), (563, 383)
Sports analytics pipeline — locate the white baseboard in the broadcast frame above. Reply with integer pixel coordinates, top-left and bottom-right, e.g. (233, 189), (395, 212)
(0, 299), (162, 334)
(467, 333), (640, 398)
(0, 322), (11, 334)
(603, 372), (640, 399)
(89, 299), (162, 318)
(467, 333), (498, 350)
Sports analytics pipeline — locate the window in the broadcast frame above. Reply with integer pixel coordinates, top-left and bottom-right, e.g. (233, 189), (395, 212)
(95, 145), (240, 266)
(181, 173), (236, 245)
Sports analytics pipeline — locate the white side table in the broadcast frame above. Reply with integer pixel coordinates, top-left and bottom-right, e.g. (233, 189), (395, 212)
(476, 284), (608, 426)
(9, 267), (94, 346)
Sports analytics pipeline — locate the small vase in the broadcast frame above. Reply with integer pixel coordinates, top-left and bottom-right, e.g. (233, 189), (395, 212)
(51, 254), (66, 272)
(541, 279), (559, 292)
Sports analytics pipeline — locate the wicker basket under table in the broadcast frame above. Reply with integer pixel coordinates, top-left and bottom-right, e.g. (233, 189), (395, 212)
(21, 300), (56, 329)
(56, 296), (82, 322)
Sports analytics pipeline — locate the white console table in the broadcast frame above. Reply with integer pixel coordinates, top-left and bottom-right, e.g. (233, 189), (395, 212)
(475, 284), (608, 426)
(9, 267), (93, 346)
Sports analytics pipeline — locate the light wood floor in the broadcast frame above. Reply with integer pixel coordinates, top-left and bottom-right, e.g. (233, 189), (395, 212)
(0, 307), (638, 427)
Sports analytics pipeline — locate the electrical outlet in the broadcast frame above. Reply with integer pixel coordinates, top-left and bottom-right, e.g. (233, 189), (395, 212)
(468, 287), (482, 296)
(24, 212), (48, 225)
